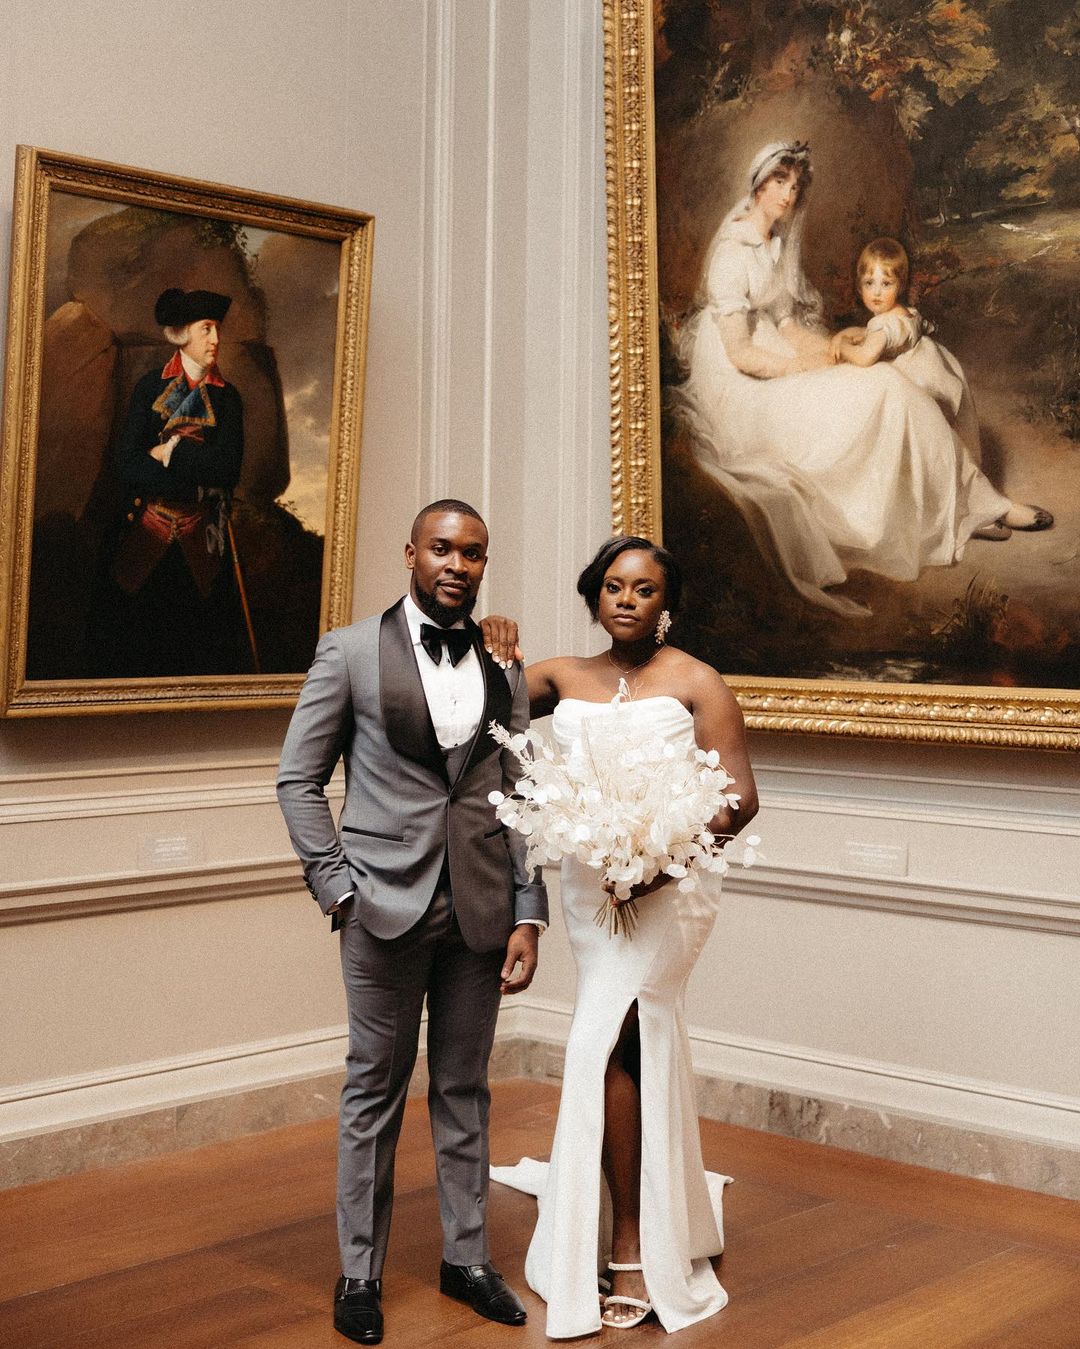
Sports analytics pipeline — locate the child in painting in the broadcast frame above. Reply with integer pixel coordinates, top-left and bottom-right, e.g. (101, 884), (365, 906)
(831, 238), (1052, 533)
(831, 237), (979, 445)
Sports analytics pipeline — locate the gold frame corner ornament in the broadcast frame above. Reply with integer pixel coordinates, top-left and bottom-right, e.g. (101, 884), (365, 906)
(600, 1), (1080, 750)
(0, 145), (373, 717)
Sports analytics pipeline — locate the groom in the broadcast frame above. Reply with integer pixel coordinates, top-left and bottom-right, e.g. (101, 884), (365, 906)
(277, 500), (547, 1345)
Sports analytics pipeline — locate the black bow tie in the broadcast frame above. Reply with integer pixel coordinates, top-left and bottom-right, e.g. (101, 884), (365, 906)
(420, 622), (473, 668)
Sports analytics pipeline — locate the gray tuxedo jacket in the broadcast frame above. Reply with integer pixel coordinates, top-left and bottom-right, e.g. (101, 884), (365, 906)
(276, 598), (548, 952)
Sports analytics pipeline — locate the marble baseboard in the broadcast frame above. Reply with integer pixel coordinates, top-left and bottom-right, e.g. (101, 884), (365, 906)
(4, 1035), (1078, 1201)
(499, 1037), (1080, 1201)
(693, 1074), (1080, 1202)
(0, 1070), (344, 1191)
(0, 1046), (520, 1190)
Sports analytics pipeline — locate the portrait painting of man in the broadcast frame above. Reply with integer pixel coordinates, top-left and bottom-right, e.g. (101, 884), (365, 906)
(27, 193), (340, 683)
(0, 148), (371, 715)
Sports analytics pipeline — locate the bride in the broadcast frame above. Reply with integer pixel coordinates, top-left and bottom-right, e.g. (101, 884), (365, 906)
(672, 140), (1048, 616)
(487, 536), (758, 1337)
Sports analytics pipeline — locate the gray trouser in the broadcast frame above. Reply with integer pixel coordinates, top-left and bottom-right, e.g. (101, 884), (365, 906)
(336, 887), (505, 1277)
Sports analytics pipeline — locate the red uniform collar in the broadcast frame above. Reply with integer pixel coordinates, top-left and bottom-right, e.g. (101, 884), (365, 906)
(161, 350), (225, 388)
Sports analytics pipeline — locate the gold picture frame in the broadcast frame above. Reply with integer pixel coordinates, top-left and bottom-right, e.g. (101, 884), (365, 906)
(602, 0), (1080, 750)
(0, 145), (372, 717)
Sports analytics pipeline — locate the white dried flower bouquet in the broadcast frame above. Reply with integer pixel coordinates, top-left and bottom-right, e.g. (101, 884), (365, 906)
(488, 693), (760, 937)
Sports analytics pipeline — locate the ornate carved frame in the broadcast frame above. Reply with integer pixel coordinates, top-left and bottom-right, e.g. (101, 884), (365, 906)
(0, 146), (372, 717)
(601, 0), (1080, 750)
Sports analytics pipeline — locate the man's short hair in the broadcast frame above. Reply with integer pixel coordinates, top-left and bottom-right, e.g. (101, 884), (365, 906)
(410, 499), (486, 542)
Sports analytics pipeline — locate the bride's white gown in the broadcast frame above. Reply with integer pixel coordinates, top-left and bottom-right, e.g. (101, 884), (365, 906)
(491, 695), (732, 1339)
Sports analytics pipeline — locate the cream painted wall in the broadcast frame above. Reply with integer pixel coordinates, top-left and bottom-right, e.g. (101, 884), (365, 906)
(2, 0), (1079, 1166)
(0, 0), (562, 1114)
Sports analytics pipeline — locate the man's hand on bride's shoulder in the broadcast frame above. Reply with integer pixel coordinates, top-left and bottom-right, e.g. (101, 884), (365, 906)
(479, 614), (523, 669)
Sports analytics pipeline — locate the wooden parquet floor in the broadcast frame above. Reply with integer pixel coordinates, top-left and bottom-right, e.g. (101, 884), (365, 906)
(2, 1079), (1079, 1347)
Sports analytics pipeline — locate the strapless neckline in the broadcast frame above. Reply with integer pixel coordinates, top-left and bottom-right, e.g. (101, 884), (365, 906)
(556, 694), (691, 716)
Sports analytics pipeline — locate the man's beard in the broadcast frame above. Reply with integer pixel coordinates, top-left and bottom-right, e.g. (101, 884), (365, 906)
(413, 578), (477, 628)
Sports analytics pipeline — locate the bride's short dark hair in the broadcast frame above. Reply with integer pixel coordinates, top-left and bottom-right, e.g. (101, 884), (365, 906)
(577, 536), (682, 620)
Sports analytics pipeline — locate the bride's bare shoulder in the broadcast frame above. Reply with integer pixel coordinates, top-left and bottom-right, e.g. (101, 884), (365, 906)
(672, 650), (740, 710)
(525, 655), (602, 715)
(526, 654), (595, 689)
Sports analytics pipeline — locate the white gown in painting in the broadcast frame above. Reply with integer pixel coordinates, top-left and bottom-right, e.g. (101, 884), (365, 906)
(491, 694), (732, 1339)
(674, 218), (1011, 616)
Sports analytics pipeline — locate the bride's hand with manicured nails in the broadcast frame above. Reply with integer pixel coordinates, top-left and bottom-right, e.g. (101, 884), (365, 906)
(479, 614), (523, 668)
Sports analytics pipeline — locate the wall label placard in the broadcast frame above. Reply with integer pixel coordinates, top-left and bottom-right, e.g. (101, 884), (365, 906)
(138, 833), (202, 869)
(843, 840), (909, 878)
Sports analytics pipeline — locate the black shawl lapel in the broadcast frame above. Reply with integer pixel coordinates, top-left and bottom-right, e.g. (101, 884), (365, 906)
(451, 621), (514, 788)
(379, 599), (448, 784)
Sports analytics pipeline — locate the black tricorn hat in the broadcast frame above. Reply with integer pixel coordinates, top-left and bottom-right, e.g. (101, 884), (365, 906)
(154, 288), (232, 327)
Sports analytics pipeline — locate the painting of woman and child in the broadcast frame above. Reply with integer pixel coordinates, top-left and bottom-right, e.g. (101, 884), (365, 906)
(653, 0), (1080, 690)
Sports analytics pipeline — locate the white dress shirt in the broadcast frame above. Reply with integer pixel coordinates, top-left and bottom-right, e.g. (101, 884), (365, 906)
(402, 592), (484, 748)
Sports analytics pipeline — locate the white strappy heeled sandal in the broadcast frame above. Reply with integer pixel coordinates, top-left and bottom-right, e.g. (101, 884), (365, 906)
(600, 1261), (653, 1330)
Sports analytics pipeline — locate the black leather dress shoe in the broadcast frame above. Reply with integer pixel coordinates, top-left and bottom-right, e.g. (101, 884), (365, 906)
(439, 1260), (527, 1325)
(333, 1276), (383, 1345)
